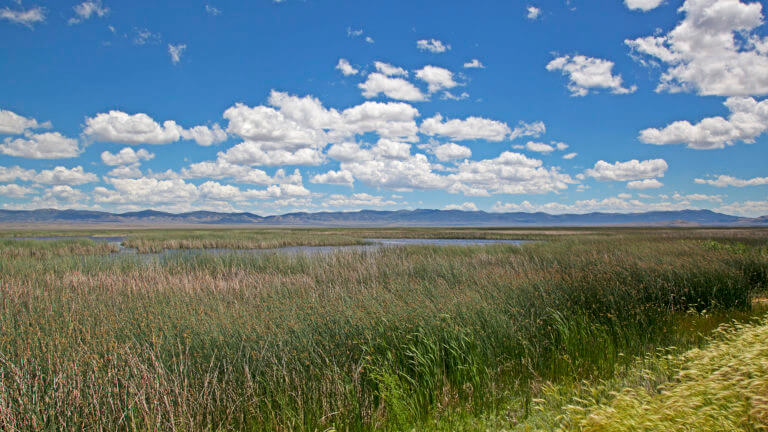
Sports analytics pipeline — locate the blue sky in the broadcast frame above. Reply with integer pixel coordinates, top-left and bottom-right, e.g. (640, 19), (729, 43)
(1, 0), (767, 216)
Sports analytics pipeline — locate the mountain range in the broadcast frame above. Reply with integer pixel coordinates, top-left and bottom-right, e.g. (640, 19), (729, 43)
(0, 208), (766, 227)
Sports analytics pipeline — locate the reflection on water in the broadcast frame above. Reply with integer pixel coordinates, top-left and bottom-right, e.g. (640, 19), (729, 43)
(7, 236), (528, 258)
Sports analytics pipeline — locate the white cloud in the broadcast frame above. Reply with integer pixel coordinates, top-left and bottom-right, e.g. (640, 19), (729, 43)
(0, 166), (36, 183)
(0, 6), (45, 27)
(44, 185), (87, 202)
(627, 178), (664, 189)
(311, 169), (354, 186)
(205, 4), (221, 15)
(415, 65), (458, 93)
(374, 61), (408, 77)
(420, 113), (511, 141)
(84, 111), (183, 145)
(168, 44), (187, 65)
(563, 152), (578, 159)
(463, 59), (485, 69)
(34, 166), (98, 186)
(0, 109), (51, 135)
(525, 141), (555, 153)
(107, 165), (143, 179)
(416, 39), (451, 53)
(0, 184), (34, 198)
(441, 91), (470, 101)
(715, 200), (768, 217)
(347, 27), (363, 37)
(336, 58), (359, 76)
(445, 202), (478, 211)
(432, 142), (472, 161)
(323, 193), (396, 208)
(365, 36), (374, 44)
(672, 192), (723, 202)
(639, 97), (768, 149)
(492, 196), (692, 214)
(220, 143), (324, 166)
(509, 121), (546, 140)
(585, 159), (668, 181)
(626, 0), (768, 96)
(527, 6), (541, 19)
(625, 0), (664, 11)
(181, 124), (227, 146)
(68, 1), (108, 25)
(359, 73), (427, 101)
(546, 55), (637, 96)
(133, 28), (161, 45)
(695, 175), (768, 187)
(101, 147), (154, 166)
(0, 132), (81, 159)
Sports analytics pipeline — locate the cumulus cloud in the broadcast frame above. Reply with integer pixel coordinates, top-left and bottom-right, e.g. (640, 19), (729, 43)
(626, 0), (768, 96)
(0, 166), (36, 183)
(415, 65), (458, 93)
(0, 6), (45, 27)
(527, 6), (541, 19)
(310, 169), (354, 186)
(510, 121), (546, 140)
(181, 124), (227, 146)
(101, 147), (154, 166)
(492, 196), (696, 214)
(0, 132), (81, 159)
(432, 142), (472, 162)
(463, 59), (485, 69)
(695, 175), (768, 187)
(639, 97), (768, 149)
(0, 184), (34, 198)
(336, 58), (359, 76)
(627, 178), (664, 189)
(168, 44), (187, 65)
(525, 141), (555, 153)
(420, 113), (511, 141)
(625, 0), (664, 11)
(374, 61), (408, 77)
(0, 109), (51, 135)
(449, 152), (575, 195)
(323, 193), (396, 208)
(359, 73), (427, 101)
(546, 55), (637, 96)
(416, 39), (450, 53)
(84, 111), (183, 145)
(585, 159), (668, 181)
(68, 1), (108, 25)
(563, 152), (577, 159)
(445, 202), (478, 211)
(715, 200), (768, 217)
(34, 166), (98, 186)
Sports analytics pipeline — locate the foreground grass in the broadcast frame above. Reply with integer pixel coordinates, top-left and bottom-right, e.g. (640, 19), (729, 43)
(0, 230), (765, 430)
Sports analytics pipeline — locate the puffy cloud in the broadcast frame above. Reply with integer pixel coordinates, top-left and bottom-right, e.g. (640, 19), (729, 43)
(107, 165), (143, 179)
(374, 61), (408, 77)
(585, 159), (668, 181)
(0, 109), (51, 135)
(527, 6), (541, 19)
(168, 44), (187, 65)
(181, 124), (227, 146)
(220, 143), (324, 166)
(672, 192), (723, 202)
(323, 193), (396, 208)
(563, 152), (578, 160)
(311, 169), (354, 186)
(0, 6), (45, 27)
(359, 73), (427, 101)
(626, 0), (768, 96)
(68, 1), (108, 25)
(95, 178), (198, 205)
(715, 199), (768, 217)
(416, 39), (450, 53)
(34, 166), (98, 186)
(0, 184), (34, 198)
(101, 147), (154, 166)
(546, 55), (636, 96)
(420, 113), (511, 141)
(463, 59), (485, 69)
(445, 202), (478, 211)
(0, 166), (36, 182)
(525, 141), (555, 153)
(0, 132), (81, 159)
(695, 175), (768, 187)
(492, 196), (692, 214)
(415, 65), (458, 93)
(84, 111), (183, 145)
(510, 121), (546, 140)
(627, 178), (664, 189)
(336, 58), (359, 76)
(44, 185), (87, 202)
(639, 97), (768, 149)
(625, 0), (664, 11)
(432, 142), (472, 162)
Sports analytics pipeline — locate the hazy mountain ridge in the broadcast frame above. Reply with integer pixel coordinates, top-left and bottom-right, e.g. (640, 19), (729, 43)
(0, 208), (766, 226)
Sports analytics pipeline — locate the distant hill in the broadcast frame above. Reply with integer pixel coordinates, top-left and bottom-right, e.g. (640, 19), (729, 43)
(0, 208), (766, 227)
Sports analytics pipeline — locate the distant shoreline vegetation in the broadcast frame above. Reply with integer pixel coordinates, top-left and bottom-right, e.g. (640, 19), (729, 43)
(0, 228), (765, 430)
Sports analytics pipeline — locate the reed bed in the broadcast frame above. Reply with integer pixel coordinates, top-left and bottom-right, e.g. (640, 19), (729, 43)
(0, 230), (765, 430)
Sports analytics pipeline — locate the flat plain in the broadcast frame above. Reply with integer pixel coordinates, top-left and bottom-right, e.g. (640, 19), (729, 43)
(0, 227), (766, 431)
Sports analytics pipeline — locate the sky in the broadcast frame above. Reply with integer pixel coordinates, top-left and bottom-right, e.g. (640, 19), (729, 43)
(1, 0), (767, 217)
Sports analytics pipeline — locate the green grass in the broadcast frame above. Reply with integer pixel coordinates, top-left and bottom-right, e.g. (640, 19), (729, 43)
(0, 228), (766, 430)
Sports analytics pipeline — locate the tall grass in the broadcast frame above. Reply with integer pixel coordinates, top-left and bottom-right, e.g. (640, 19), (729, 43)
(0, 231), (765, 430)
